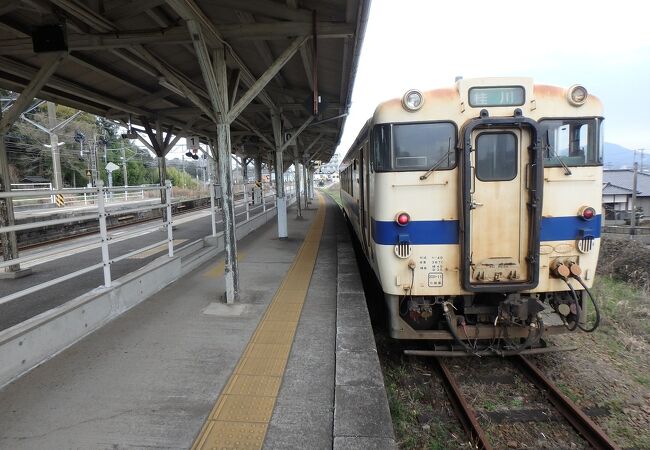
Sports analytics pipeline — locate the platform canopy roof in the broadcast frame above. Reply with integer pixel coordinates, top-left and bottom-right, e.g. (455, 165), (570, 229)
(0, 0), (370, 166)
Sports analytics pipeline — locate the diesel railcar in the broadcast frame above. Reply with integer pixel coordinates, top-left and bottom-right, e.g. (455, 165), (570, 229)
(340, 77), (603, 354)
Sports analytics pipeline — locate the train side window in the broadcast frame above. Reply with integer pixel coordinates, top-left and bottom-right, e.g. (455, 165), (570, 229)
(540, 118), (602, 167)
(371, 124), (390, 172)
(475, 132), (517, 181)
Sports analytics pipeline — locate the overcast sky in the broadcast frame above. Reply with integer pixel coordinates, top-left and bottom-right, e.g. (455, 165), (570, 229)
(334, 0), (650, 157)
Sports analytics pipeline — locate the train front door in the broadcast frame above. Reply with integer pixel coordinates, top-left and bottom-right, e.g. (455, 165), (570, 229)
(467, 128), (532, 287)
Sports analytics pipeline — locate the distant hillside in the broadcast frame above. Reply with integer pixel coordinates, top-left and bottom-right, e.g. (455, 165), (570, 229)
(604, 142), (638, 169)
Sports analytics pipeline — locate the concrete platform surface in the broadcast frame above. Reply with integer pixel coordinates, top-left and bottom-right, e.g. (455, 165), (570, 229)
(0, 193), (395, 449)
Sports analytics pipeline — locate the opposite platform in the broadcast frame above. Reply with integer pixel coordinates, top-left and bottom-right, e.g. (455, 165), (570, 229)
(0, 193), (395, 449)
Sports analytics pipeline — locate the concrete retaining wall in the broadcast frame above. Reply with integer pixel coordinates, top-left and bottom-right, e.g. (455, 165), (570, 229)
(333, 219), (397, 449)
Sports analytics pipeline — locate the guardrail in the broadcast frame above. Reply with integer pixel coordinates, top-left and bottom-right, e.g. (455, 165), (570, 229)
(9, 184), (155, 210)
(0, 180), (294, 306)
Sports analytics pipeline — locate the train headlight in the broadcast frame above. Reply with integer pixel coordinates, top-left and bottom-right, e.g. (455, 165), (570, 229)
(567, 85), (588, 106)
(578, 206), (596, 220)
(402, 89), (424, 112)
(396, 212), (410, 226)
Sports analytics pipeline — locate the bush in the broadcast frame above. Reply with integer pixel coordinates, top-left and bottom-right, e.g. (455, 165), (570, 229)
(598, 237), (650, 290)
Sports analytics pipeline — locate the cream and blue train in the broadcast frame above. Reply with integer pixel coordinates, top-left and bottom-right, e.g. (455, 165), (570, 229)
(340, 77), (603, 354)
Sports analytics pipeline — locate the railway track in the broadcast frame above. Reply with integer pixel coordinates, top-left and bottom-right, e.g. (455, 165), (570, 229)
(432, 356), (621, 450)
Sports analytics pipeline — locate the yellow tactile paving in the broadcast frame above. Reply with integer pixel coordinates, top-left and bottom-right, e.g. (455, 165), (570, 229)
(252, 329), (296, 345)
(213, 395), (276, 422)
(197, 421), (268, 450)
(237, 356), (288, 377)
(273, 289), (309, 304)
(225, 375), (282, 397)
(191, 195), (327, 450)
(244, 343), (292, 359)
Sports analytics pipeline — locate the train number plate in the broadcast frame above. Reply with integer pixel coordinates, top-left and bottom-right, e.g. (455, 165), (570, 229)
(428, 272), (443, 287)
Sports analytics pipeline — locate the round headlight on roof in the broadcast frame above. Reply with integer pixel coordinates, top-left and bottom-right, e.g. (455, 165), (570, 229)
(402, 89), (424, 112)
(567, 84), (588, 106)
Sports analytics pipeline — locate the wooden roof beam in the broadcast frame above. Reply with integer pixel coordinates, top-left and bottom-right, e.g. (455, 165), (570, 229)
(0, 52), (66, 133)
(228, 36), (307, 123)
(165, 0), (278, 113)
(209, 0), (312, 22)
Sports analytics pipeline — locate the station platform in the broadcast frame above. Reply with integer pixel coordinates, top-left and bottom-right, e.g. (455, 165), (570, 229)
(0, 193), (396, 449)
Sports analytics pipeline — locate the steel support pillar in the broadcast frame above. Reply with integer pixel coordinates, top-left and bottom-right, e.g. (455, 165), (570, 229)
(293, 156), (302, 218)
(272, 112), (287, 238)
(241, 157), (248, 182)
(308, 167), (315, 199)
(158, 156), (167, 220)
(0, 53), (63, 277)
(0, 128), (20, 273)
(302, 159), (309, 208)
(254, 157), (263, 182)
(217, 122), (239, 303)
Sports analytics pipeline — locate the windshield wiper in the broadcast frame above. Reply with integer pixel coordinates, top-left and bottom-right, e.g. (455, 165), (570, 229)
(546, 129), (572, 176)
(420, 138), (454, 180)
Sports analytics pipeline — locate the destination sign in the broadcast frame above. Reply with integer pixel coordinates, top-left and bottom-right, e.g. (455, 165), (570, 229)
(468, 86), (525, 107)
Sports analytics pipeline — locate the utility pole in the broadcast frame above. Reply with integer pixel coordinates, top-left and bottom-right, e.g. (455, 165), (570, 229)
(121, 147), (128, 187)
(630, 162), (638, 235)
(90, 136), (99, 186)
(47, 102), (63, 190)
(640, 148), (646, 173)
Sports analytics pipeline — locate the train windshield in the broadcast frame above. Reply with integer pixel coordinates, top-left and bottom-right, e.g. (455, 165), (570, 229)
(372, 122), (456, 172)
(540, 118), (603, 167)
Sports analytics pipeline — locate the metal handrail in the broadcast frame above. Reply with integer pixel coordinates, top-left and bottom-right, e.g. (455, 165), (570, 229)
(0, 181), (175, 304)
(0, 213), (99, 234)
(0, 262), (104, 306)
(106, 221), (166, 244)
(0, 236), (102, 270)
(0, 188), (99, 198)
(105, 203), (166, 217)
(0, 185), (164, 199)
(1, 184), (290, 305)
(104, 185), (164, 192)
(109, 239), (168, 265)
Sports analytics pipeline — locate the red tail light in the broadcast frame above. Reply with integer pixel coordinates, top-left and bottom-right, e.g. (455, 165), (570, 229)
(396, 212), (410, 226)
(579, 206), (596, 220)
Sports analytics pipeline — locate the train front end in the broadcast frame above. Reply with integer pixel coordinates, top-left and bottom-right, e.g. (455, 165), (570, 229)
(370, 78), (604, 352)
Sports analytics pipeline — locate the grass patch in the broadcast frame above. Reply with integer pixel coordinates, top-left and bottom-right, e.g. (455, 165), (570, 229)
(590, 276), (650, 342)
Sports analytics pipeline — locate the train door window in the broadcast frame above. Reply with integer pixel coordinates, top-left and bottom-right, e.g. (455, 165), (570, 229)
(475, 132), (517, 181)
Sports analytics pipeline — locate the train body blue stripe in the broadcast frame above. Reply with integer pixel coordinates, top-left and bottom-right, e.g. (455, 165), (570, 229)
(370, 215), (601, 245)
(371, 219), (459, 245)
(539, 215), (601, 241)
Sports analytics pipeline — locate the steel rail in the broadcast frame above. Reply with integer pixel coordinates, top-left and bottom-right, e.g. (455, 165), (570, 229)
(513, 356), (621, 450)
(433, 358), (494, 450)
(405, 346), (578, 357)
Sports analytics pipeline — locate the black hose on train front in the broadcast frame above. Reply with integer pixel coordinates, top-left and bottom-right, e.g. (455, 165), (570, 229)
(442, 302), (476, 354)
(559, 277), (581, 332)
(570, 274), (601, 333)
(502, 316), (544, 354)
